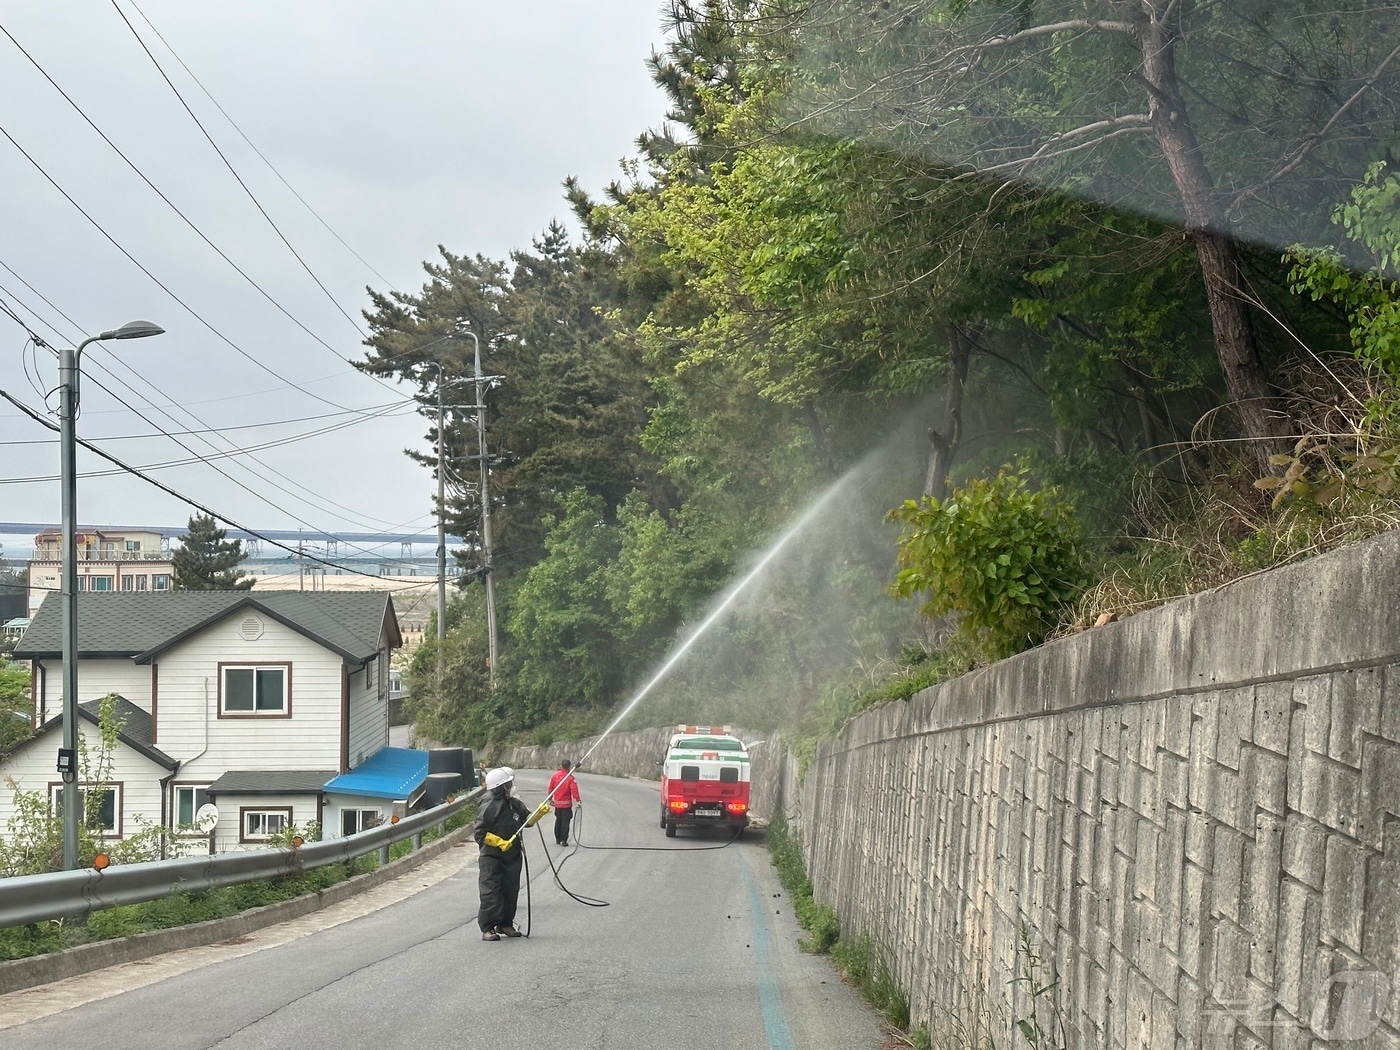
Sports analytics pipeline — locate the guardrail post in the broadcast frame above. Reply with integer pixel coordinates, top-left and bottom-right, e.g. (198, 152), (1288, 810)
(412, 831), (422, 850)
(378, 844), (390, 867)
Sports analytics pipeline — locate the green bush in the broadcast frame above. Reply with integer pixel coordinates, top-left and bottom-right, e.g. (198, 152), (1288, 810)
(890, 468), (1087, 660)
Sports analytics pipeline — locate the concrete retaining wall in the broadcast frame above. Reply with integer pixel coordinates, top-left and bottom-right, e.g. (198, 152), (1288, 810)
(800, 529), (1400, 1048)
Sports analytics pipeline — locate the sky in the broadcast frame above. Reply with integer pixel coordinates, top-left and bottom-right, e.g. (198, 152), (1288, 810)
(0, 2), (669, 558)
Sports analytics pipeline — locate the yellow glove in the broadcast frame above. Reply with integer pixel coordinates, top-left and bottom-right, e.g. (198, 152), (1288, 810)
(483, 832), (513, 851)
(524, 801), (551, 828)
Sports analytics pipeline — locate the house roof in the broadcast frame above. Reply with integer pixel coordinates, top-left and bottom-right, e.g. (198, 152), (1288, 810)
(323, 747), (429, 800)
(17, 695), (178, 771)
(14, 591), (401, 663)
(206, 770), (340, 796)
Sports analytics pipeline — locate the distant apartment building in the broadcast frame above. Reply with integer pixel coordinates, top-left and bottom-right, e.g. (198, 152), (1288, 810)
(26, 528), (174, 615)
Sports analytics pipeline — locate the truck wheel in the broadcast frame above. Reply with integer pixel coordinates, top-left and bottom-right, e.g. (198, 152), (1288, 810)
(665, 822), (677, 838)
(660, 812), (667, 829)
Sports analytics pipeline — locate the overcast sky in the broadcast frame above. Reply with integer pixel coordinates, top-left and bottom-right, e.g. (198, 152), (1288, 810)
(0, 2), (668, 558)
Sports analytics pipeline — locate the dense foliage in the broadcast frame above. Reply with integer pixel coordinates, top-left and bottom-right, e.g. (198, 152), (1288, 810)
(360, 1), (1400, 753)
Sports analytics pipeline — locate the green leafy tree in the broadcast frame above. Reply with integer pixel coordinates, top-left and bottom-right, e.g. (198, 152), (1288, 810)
(890, 469), (1087, 660)
(0, 662), (31, 754)
(504, 489), (625, 721)
(171, 515), (253, 591)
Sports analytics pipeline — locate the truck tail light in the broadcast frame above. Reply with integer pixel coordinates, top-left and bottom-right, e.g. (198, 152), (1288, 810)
(668, 799), (689, 813)
(726, 802), (748, 814)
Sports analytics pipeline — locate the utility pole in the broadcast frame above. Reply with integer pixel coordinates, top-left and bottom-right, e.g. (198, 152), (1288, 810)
(58, 320), (164, 869)
(432, 363), (447, 661)
(463, 330), (498, 684)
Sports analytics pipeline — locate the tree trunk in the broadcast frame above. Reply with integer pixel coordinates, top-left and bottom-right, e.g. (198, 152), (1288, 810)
(804, 400), (836, 478)
(1136, 5), (1285, 460)
(924, 325), (972, 497)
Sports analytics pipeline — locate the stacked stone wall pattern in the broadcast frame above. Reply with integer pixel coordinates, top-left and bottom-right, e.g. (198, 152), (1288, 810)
(800, 531), (1400, 1048)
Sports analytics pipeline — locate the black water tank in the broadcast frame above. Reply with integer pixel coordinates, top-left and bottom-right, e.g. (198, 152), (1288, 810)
(423, 771), (463, 807)
(429, 747), (477, 788)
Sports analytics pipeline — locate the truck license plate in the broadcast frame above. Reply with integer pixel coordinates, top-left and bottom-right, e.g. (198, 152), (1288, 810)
(694, 806), (722, 818)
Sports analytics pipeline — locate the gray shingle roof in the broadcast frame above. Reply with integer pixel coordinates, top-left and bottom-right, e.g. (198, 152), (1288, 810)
(18, 694), (178, 770)
(206, 770), (339, 796)
(14, 591), (399, 663)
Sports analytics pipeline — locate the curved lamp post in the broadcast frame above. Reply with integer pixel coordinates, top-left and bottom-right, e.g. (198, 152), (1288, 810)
(60, 320), (164, 869)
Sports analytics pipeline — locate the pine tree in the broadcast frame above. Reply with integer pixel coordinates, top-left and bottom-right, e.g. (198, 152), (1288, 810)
(171, 515), (254, 591)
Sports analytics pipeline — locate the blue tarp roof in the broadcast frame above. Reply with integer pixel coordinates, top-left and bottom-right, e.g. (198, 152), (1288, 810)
(323, 747), (429, 800)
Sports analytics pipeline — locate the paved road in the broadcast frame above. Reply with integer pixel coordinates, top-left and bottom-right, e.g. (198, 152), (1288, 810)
(0, 771), (885, 1050)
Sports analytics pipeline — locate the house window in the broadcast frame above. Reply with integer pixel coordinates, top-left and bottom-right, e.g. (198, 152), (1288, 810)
(174, 785), (211, 828)
(241, 808), (291, 842)
(153, 574), (171, 591)
(125, 540), (142, 552)
(51, 784), (120, 835)
(221, 665), (289, 715)
(82, 576), (114, 592)
(135, 575), (148, 591)
(341, 808), (382, 836)
(365, 657), (375, 691)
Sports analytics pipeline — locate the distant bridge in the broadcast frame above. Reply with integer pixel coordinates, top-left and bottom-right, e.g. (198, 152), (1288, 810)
(0, 522), (465, 546)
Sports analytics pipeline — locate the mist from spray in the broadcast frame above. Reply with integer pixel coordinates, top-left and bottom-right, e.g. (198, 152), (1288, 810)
(571, 469), (859, 773)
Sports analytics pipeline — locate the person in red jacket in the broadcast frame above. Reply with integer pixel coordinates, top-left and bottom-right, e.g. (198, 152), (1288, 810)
(546, 759), (582, 846)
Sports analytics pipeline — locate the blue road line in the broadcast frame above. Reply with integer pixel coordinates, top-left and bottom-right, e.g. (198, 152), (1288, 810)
(741, 854), (797, 1050)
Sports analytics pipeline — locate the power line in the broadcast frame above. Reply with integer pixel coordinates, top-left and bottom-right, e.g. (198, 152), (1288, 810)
(0, 386), (442, 586)
(0, 398), (412, 482)
(108, 0), (369, 338)
(126, 0), (400, 293)
(0, 269), (420, 536)
(0, 17), (396, 396)
(0, 118), (372, 416)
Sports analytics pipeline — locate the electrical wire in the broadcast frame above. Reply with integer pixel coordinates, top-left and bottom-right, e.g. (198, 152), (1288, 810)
(0, 266), (424, 538)
(0, 386), (434, 585)
(0, 17), (396, 397)
(0, 119), (373, 416)
(126, 0), (399, 293)
(108, 0), (369, 338)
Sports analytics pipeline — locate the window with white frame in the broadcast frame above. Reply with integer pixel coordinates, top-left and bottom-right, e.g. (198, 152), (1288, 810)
(341, 808), (382, 836)
(51, 784), (119, 835)
(125, 539), (142, 551)
(365, 657), (375, 691)
(153, 574), (171, 591)
(82, 576), (114, 592)
(135, 575), (148, 591)
(174, 785), (211, 829)
(221, 665), (288, 715)
(241, 808), (290, 841)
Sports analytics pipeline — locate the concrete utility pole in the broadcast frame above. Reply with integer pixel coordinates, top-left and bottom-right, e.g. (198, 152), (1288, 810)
(427, 362), (447, 652)
(463, 330), (499, 684)
(59, 320), (163, 870)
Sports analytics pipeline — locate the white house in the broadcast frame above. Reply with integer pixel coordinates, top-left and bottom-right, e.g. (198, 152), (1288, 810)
(3, 590), (430, 852)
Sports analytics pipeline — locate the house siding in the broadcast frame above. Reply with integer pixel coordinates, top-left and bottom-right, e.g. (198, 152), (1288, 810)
(0, 721), (168, 840)
(207, 791), (320, 853)
(34, 658), (153, 724)
(346, 661), (388, 770)
(153, 616), (345, 783)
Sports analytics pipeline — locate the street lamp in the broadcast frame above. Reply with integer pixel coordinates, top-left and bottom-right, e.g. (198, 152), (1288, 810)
(59, 320), (164, 870)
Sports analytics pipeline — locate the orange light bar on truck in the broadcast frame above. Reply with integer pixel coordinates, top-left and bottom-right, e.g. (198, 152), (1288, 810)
(726, 802), (748, 814)
(668, 799), (690, 813)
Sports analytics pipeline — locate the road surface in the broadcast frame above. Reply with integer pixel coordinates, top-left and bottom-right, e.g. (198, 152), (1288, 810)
(0, 770), (886, 1049)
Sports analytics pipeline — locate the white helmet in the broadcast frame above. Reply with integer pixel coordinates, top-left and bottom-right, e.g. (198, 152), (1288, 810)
(484, 766), (515, 791)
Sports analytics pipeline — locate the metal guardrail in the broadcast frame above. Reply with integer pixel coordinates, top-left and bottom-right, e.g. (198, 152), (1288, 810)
(0, 788), (481, 929)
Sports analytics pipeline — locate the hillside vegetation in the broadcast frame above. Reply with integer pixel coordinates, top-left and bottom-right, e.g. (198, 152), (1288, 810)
(363, 2), (1400, 754)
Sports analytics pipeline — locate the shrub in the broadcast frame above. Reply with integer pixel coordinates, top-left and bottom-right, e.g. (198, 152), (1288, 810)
(890, 468), (1087, 660)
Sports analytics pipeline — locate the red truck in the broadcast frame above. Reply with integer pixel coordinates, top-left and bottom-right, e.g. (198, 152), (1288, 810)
(659, 725), (751, 837)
